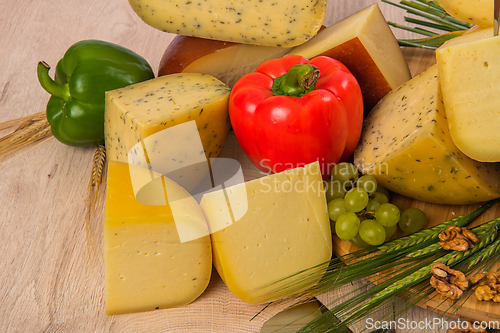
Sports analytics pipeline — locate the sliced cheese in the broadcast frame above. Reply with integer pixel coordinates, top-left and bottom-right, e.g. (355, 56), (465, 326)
(104, 161), (212, 314)
(128, 0), (326, 47)
(104, 73), (230, 191)
(200, 162), (332, 304)
(287, 4), (411, 113)
(354, 65), (500, 205)
(436, 27), (500, 162)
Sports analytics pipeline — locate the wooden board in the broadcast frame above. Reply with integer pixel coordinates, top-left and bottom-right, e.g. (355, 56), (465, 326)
(333, 195), (500, 322)
(0, 0), (495, 332)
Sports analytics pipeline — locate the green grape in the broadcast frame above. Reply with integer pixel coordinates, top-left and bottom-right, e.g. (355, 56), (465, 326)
(374, 203), (400, 227)
(370, 192), (389, 205)
(365, 199), (381, 212)
(398, 208), (427, 234)
(344, 187), (369, 213)
(357, 175), (377, 194)
(384, 224), (397, 238)
(349, 233), (370, 248)
(375, 186), (391, 201)
(325, 179), (347, 202)
(328, 198), (347, 221)
(359, 219), (386, 246)
(331, 162), (358, 184)
(335, 212), (361, 240)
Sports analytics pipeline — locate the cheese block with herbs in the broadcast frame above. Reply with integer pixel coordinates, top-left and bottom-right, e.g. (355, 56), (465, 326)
(104, 73), (230, 191)
(287, 4), (411, 113)
(354, 65), (500, 205)
(436, 28), (500, 162)
(200, 162), (332, 304)
(104, 161), (212, 314)
(128, 0), (326, 47)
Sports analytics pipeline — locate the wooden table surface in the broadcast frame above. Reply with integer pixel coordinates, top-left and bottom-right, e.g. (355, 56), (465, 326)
(0, 0), (492, 332)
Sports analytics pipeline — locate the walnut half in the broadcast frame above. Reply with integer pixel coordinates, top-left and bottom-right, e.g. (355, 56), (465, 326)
(430, 263), (468, 299)
(473, 271), (500, 302)
(439, 226), (479, 251)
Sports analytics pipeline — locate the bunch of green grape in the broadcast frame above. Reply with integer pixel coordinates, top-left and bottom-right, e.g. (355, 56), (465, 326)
(325, 162), (427, 247)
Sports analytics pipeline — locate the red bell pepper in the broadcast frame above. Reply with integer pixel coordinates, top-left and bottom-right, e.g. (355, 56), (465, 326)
(229, 55), (363, 180)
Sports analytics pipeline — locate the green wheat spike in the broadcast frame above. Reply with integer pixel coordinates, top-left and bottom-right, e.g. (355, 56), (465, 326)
(356, 230), (497, 319)
(379, 199), (498, 253)
(467, 238), (500, 270)
(407, 242), (443, 258)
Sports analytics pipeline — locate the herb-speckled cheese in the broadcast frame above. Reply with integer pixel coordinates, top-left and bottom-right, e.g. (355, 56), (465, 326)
(354, 65), (500, 204)
(128, 0), (326, 47)
(105, 73), (230, 190)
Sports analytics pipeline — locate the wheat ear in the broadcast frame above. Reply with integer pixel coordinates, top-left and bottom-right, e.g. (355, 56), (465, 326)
(0, 111), (53, 160)
(85, 145), (106, 276)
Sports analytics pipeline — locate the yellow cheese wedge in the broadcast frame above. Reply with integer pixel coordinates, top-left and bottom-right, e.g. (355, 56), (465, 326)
(437, 0), (493, 28)
(200, 162), (332, 304)
(105, 73), (230, 191)
(436, 28), (500, 162)
(354, 66), (500, 204)
(261, 300), (322, 333)
(128, 0), (326, 47)
(104, 161), (212, 314)
(287, 4), (411, 113)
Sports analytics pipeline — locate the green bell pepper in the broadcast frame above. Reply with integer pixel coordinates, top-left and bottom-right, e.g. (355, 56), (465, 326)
(37, 39), (155, 146)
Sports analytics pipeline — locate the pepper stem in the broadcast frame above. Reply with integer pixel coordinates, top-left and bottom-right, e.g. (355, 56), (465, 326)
(271, 64), (320, 97)
(37, 61), (70, 102)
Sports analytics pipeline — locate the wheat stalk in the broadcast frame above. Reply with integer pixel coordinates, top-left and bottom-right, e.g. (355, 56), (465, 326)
(407, 242), (443, 258)
(340, 230), (499, 329)
(0, 111), (47, 130)
(300, 228), (499, 332)
(379, 199), (498, 253)
(90, 145), (106, 186)
(378, 218), (457, 253)
(85, 145), (106, 276)
(408, 218), (500, 258)
(383, 0), (473, 49)
(0, 111), (53, 160)
(467, 237), (500, 270)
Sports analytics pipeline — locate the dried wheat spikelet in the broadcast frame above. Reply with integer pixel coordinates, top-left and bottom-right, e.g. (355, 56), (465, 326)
(0, 111), (53, 161)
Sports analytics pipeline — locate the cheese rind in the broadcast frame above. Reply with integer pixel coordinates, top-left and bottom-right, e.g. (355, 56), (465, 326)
(287, 4), (411, 113)
(105, 73), (230, 190)
(159, 36), (291, 88)
(128, 0), (326, 47)
(201, 162), (332, 304)
(104, 161), (212, 314)
(354, 66), (500, 204)
(436, 28), (500, 162)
